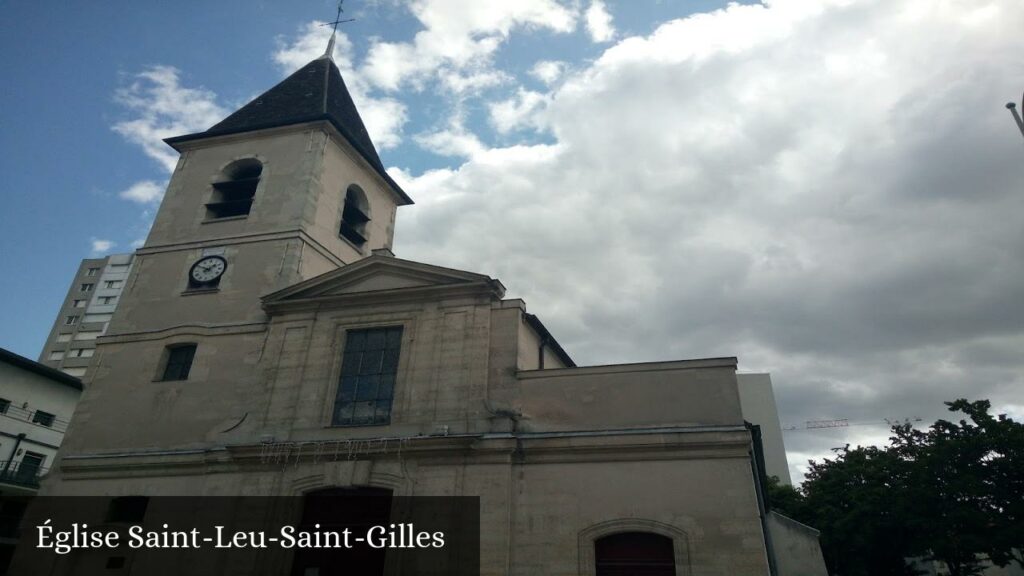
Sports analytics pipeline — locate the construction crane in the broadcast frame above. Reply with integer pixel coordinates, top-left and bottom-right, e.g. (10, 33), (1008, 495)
(783, 416), (922, 432)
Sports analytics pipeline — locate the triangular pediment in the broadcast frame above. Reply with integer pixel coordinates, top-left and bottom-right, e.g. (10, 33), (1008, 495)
(263, 255), (504, 306)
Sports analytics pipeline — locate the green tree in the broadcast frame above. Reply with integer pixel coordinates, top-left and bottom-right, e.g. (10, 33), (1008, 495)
(788, 399), (1023, 576)
(800, 444), (920, 576)
(892, 400), (1024, 575)
(765, 475), (805, 519)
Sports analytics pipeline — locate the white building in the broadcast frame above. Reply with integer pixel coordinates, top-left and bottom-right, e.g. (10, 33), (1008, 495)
(737, 373), (793, 485)
(0, 346), (82, 493)
(0, 347), (83, 573)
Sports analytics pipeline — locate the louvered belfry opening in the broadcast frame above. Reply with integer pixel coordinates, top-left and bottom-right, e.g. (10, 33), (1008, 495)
(207, 159), (262, 219)
(340, 185), (371, 246)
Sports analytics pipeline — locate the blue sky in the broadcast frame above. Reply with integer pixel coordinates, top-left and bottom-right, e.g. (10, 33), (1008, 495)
(2, 0), (1023, 482)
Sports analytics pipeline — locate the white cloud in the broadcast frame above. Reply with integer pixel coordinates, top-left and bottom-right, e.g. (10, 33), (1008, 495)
(391, 0), (1024, 483)
(361, 0), (578, 91)
(112, 66), (227, 172)
(489, 89), (549, 133)
(530, 60), (566, 85)
(273, 21), (355, 71)
(270, 3), (581, 149)
(118, 180), (165, 204)
(584, 0), (615, 43)
(90, 238), (115, 255)
(415, 119), (487, 159)
(440, 69), (512, 95)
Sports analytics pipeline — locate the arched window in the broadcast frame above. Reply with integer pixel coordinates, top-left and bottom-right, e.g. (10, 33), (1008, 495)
(595, 532), (676, 576)
(207, 158), (262, 219)
(340, 185), (370, 247)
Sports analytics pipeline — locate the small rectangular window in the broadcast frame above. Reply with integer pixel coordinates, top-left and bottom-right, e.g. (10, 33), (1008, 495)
(104, 280), (123, 289)
(332, 326), (402, 426)
(64, 315), (79, 326)
(49, 351), (65, 360)
(73, 299), (86, 308)
(68, 348), (95, 358)
(19, 452), (45, 480)
(86, 267), (99, 277)
(74, 330), (102, 341)
(161, 344), (197, 381)
(83, 313), (113, 323)
(81, 283), (94, 292)
(0, 398), (10, 413)
(32, 411), (55, 427)
(57, 334), (72, 343)
(98, 296), (117, 305)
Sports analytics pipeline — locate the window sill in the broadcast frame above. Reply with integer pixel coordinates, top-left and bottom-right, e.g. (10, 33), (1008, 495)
(325, 422), (392, 429)
(337, 234), (368, 255)
(202, 215), (248, 224)
(181, 287), (219, 296)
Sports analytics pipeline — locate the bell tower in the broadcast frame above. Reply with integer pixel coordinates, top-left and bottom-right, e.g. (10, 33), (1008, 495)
(115, 50), (413, 332)
(56, 48), (413, 454)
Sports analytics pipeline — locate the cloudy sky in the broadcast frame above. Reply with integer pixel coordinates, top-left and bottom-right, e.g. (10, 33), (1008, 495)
(2, 0), (1022, 482)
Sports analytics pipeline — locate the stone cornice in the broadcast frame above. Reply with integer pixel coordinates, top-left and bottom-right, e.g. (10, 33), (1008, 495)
(56, 426), (751, 478)
(517, 357), (738, 379)
(263, 281), (502, 315)
(135, 229), (347, 269)
(98, 321), (268, 345)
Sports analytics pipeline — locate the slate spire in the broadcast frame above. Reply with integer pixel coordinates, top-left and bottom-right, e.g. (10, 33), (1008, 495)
(165, 53), (410, 204)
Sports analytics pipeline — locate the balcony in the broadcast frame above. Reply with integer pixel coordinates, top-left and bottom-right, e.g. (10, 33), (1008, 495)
(0, 404), (69, 433)
(0, 460), (47, 490)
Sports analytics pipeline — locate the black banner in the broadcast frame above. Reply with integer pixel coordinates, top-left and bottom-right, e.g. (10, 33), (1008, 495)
(1, 493), (479, 576)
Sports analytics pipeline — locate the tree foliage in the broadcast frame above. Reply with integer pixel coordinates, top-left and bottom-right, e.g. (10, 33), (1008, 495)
(768, 399), (1023, 576)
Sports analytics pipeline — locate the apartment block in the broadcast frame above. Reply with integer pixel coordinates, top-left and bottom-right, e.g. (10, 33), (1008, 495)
(38, 253), (133, 377)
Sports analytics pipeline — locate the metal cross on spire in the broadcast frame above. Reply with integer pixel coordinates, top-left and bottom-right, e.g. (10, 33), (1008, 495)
(1007, 92), (1024, 144)
(322, 0), (356, 58)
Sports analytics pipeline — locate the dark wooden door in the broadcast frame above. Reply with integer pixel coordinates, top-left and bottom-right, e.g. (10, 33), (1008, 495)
(595, 532), (676, 576)
(289, 487), (392, 576)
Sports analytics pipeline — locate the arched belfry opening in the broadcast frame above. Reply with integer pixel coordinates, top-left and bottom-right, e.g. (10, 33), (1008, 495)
(340, 184), (371, 247)
(207, 158), (262, 219)
(594, 532), (676, 576)
(290, 487), (392, 576)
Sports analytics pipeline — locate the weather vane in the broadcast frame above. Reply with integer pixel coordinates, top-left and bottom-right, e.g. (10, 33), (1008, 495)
(321, 0), (356, 57)
(324, 0), (356, 35)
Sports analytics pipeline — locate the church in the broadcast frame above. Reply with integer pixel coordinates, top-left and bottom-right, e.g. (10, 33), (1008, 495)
(26, 37), (822, 576)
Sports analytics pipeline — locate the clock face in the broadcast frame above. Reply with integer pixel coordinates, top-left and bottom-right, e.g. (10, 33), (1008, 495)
(189, 256), (227, 285)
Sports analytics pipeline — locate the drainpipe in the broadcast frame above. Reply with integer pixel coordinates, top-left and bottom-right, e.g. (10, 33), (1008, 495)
(2, 433), (26, 474)
(537, 336), (549, 369)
